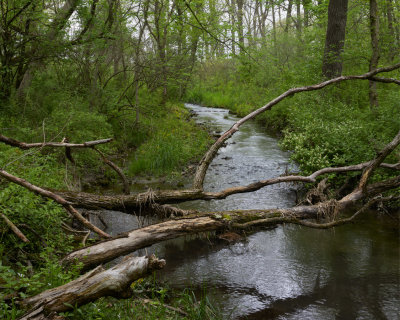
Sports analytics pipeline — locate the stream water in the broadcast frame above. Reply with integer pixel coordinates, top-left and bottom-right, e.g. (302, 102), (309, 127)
(99, 104), (400, 319)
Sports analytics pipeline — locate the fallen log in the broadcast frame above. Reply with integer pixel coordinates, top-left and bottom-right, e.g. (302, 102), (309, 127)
(0, 211), (30, 243)
(62, 171), (400, 270)
(52, 161), (399, 211)
(0, 135), (113, 149)
(20, 255), (165, 320)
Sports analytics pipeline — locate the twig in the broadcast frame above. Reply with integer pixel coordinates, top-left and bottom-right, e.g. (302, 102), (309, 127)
(92, 147), (130, 195)
(0, 212), (29, 243)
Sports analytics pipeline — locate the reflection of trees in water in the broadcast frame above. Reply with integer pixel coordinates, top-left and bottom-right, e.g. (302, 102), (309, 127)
(238, 272), (398, 319)
(259, 220), (399, 320)
(156, 218), (399, 320)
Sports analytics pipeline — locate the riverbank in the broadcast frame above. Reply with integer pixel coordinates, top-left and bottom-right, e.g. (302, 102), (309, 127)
(0, 100), (215, 318)
(185, 59), (400, 185)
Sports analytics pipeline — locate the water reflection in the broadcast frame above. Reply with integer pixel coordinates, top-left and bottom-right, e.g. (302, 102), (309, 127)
(100, 104), (399, 319)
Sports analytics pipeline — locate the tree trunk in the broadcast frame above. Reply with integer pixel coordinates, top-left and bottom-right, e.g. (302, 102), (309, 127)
(20, 255), (165, 319)
(236, 0), (245, 53)
(285, 0), (293, 33)
(386, 0), (396, 61)
(296, 0), (302, 38)
(369, 0), (380, 108)
(322, 0), (349, 78)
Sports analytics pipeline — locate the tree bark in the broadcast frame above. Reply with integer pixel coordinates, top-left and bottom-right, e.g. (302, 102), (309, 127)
(62, 173), (400, 271)
(322, 0), (349, 78)
(369, 0), (380, 108)
(236, 0), (245, 53)
(285, 0), (293, 33)
(20, 255), (165, 320)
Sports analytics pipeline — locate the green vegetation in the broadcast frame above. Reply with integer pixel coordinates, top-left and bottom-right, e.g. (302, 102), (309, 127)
(129, 104), (211, 176)
(1, 0), (399, 318)
(60, 278), (222, 320)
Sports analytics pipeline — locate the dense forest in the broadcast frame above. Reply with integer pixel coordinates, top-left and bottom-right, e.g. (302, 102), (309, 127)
(0, 0), (399, 319)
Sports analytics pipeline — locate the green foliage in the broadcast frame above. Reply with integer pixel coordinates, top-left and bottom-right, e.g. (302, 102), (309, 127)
(185, 24), (400, 183)
(129, 103), (211, 176)
(61, 277), (222, 320)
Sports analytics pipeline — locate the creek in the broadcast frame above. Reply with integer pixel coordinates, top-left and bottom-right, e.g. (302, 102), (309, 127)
(97, 104), (399, 319)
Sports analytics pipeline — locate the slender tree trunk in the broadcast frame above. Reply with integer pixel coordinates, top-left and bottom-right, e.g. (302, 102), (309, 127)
(386, 0), (397, 61)
(369, 0), (380, 108)
(285, 0), (293, 33)
(296, 0), (302, 38)
(271, 0), (277, 47)
(322, 0), (349, 78)
(303, 0), (310, 27)
(237, 0), (245, 53)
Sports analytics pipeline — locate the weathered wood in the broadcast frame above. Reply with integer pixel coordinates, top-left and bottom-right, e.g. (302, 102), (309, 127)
(54, 188), (205, 210)
(62, 172), (400, 271)
(62, 215), (228, 269)
(0, 135), (113, 149)
(0, 211), (29, 243)
(52, 161), (399, 210)
(20, 255), (165, 320)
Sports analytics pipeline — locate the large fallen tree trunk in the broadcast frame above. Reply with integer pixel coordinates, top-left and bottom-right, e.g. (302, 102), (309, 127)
(52, 160), (399, 211)
(61, 171), (400, 271)
(20, 255), (165, 320)
(62, 129), (400, 269)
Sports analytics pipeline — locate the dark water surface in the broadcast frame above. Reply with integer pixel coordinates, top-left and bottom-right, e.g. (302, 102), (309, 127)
(100, 104), (400, 319)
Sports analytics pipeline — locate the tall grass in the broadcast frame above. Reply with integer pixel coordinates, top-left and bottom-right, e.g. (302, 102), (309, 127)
(129, 103), (211, 176)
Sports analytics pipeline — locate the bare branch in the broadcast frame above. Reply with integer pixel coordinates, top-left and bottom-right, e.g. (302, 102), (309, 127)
(0, 211), (30, 243)
(54, 160), (399, 210)
(0, 169), (111, 239)
(358, 130), (400, 190)
(92, 147), (130, 195)
(0, 135), (113, 149)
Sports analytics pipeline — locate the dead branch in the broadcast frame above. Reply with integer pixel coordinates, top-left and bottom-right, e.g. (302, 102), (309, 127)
(0, 169), (111, 239)
(0, 135), (113, 149)
(358, 130), (400, 190)
(0, 211), (29, 243)
(233, 195), (399, 230)
(92, 147), (130, 195)
(20, 255), (165, 320)
(62, 173), (400, 270)
(53, 160), (399, 210)
(17, 224), (48, 248)
(192, 63), (400, 189)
